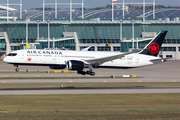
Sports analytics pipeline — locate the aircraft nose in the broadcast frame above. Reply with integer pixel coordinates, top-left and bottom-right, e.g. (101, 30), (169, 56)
(3, 56), (8, 62)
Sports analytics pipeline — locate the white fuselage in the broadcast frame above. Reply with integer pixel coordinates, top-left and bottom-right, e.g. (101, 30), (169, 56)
(3, 49), (162, 68)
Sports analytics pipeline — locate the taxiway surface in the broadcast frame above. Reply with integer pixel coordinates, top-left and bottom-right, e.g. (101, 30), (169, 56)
(0, 60), (180, 78)
(0, 60), (180, 95)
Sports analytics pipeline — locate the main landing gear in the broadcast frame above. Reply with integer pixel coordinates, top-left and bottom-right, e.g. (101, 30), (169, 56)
(14, 64), (19, 72)
(77, 70), (95, 76)
(77, 65), (95, 76)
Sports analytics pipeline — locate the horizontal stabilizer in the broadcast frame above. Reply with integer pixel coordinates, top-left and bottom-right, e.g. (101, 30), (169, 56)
(150, 58), (167, 62)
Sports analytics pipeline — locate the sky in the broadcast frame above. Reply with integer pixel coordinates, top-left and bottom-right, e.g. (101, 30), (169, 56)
(1, 0), (180, 9)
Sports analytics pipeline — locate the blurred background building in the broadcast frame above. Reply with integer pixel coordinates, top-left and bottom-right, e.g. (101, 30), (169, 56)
(0, 0), (180, 59)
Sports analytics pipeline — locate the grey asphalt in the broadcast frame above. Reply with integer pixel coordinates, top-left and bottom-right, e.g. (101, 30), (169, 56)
(0, 78), (180, 83)
(0, 60), (180, 95)
(1, 60), (180, 79)
(0, 88), (180, 95)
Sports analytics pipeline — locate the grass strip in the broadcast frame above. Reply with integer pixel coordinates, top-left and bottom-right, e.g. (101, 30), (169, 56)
(0, 94), (180, 119)
(1, 111), (180, 120)
(0, 82), (180, 88)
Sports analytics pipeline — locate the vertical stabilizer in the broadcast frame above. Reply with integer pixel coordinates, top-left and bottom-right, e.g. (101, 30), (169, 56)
(26, 42), (31, 49)
(139, 31), (167, 56)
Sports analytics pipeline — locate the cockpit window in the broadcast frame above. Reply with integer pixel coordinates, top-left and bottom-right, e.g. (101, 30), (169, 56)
(7, 53), (17, 56)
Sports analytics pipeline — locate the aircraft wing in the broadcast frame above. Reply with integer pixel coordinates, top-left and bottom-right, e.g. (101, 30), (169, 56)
(84, 50), (140, 67)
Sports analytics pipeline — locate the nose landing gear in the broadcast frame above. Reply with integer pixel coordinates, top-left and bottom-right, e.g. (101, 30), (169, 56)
(15, 68), (19, 72)
(14, 64), (19, 72)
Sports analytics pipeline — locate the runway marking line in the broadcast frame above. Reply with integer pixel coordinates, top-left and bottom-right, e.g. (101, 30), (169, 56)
(172, 80), (176, 82)
(69, 81), (73, 82)
(36, 75), (40, 77)
(5, 75), (8, 77)
(138, 80), (142, 82)
(104, 81), (107, 82)
(99, 75), (103, 77)
(1, 81), (5, 83)
(68, 75), (71, 77)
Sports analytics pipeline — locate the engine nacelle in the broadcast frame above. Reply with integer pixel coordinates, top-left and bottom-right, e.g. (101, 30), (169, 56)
(49, 65), (66, 69)
(66, 60), (84, 70)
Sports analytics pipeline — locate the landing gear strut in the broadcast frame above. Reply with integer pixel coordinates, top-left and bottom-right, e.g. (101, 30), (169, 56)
(14, 64), (19, 72)
(77, 65), (95, 76)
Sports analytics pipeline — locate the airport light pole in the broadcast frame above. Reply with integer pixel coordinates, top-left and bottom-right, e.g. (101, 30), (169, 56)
(26, 18), (29, 43)
(136, 38), (139, 49)
(153, 0), (155, 19)
(37, 20), (40, 40)
(53, 37), (55, 48)
(70, 0), (72, 22)
(43, 0), (45, 21)
(123, 0), (124, 19)
(132, 20), (134, 49)
(7, 0), (9, 22)
(55, 0), (57, 19)
(43, 1), (83, 21)
(112, 2), (114, 21)
(120, 20), (122, 42)
(47, 20), (50, 49)
(143, 0), (145, 21)
(82, 0), (84, 19)
(5, 0), (22, 21)
(120, 20), (123, 52)
(20, 0), (22, 19)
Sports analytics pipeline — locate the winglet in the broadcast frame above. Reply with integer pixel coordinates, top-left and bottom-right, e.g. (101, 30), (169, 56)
(26, 42), (31, 49)
(81, 46), (91, 51)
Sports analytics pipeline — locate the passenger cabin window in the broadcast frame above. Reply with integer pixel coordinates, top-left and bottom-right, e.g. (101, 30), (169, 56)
(7, 53), (17, 56)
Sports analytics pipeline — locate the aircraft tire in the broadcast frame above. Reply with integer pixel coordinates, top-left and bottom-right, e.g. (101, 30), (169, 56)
(86, 71), (91, 75)
(90, 72), (95, 76)
(15, 68), (19, 72)
(77, 70), (82, 74)
(81, 71), (86, 75)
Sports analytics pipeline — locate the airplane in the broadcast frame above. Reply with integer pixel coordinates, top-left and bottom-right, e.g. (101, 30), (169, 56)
(3, 31), (167, 76)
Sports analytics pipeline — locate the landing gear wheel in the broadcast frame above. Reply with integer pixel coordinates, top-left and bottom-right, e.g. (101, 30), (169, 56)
(90, 72), (95, 76)
(77, 70), (82, 74)
(15, 68), (19, 72)
(86, 71), (91, 75)
(81, 71), (86, 75)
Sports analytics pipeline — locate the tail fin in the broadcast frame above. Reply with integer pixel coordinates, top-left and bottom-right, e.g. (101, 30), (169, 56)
(26, 42), (31, 49)
(139, 31), (167, 56)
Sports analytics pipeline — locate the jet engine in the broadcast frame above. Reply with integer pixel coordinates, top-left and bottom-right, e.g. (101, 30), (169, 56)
(49, 65), (66, 69)
(66, 60), (84, 70)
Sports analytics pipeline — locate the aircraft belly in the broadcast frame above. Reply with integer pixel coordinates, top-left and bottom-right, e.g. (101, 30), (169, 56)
(100, 58), (152, 68)
(101, 59), (132, 67)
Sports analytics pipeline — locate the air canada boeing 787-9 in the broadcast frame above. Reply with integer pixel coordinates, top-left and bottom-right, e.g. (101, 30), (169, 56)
(3, 31), (167, 76)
